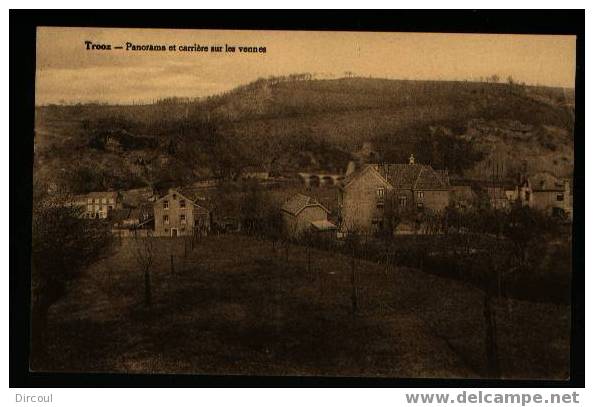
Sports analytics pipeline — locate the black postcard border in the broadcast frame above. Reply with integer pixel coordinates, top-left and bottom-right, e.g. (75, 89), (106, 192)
(9, 9), (585, 388)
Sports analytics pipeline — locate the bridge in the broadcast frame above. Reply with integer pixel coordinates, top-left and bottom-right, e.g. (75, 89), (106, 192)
(297, 172), (345, 187)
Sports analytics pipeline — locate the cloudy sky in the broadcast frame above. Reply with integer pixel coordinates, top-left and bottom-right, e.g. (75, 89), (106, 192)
(36, 27), (577, 105)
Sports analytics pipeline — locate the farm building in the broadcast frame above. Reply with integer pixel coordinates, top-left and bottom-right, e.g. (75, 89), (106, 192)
(338, 155), (450, 235)
(110, 203), (154, 237)
(71, 191), (123, 219)
(281, 193), (336, 238)
(528, 172), (572, 219)
(153, 189), (210, 237)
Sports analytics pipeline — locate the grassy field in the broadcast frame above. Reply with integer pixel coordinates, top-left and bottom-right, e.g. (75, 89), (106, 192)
(38, 234), (570, 378)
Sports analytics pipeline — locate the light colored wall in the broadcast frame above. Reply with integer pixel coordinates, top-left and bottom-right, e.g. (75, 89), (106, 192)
(341, 170), (390, 233)
(532, 190), (571, 214)
(154, 192), (196, 237)
(78, 194), (121, 219)
(284, 205), (328, 237)
(416, 189), (449, 212)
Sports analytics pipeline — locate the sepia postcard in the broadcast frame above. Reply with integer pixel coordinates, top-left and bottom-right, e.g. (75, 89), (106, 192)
(31, 26), (576, 379)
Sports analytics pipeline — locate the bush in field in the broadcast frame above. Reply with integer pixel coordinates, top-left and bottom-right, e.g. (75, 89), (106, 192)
(31, 184), (113, 364)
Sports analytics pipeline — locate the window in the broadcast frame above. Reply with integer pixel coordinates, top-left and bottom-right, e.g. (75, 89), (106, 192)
(180, 214), (186, 224)
(163, 200), (169, 209)
(399, 195), (407, 207)
(108, 205), (114, 210)
(94, 198), (100, 204)
(87, 198), (92, 204)
(108, 198), (115, 204)
(172, 194), (177, 200)
(556, 193), (564, 202)
(417, 191), (424, 200)
(102, 198), (107, 204)
(417, 202), (424, 209)
(377, 187), (385, 199)
(163, 215), (169, 224)
(87, 204), (93, 212)
(180, 199), (186, 208)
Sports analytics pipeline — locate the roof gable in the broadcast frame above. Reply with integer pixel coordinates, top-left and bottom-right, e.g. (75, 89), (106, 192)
(281, 193), (329, 216)
(528, 172), (567, 192)
(154, 188), (199, 206)
(342, 164), (392, 190)
(347, 163), (450, 191)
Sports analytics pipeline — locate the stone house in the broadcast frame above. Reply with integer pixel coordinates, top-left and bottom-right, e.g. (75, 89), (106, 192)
(338, 155), (450, 235)
(527, 172), (572, 219)
(281, 193), (335, 238)
(153, 189), (210, 237)
(72, 191), (123, 219)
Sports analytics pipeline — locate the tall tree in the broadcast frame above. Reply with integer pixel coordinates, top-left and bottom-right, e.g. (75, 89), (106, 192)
(31, 184), (113, 365)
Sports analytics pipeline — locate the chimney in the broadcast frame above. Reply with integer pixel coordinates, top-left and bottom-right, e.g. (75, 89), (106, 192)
(409, 154), (415, 165)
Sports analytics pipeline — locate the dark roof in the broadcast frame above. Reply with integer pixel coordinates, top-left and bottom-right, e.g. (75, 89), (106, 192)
(528, 172), (567, 192)
(130, 203), (154, 220)
(154, 188), (206, 207)
(375, 164), (450, 190)
(281, 193), (329, 216)
(109, 208), (132, 223)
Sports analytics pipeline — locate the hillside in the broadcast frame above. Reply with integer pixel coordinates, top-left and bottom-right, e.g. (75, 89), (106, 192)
(34, 77), (575, 193)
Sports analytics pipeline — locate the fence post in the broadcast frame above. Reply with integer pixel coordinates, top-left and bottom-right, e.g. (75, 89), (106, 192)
(170, 254), (175, 275)
(351, 255), (358, 315)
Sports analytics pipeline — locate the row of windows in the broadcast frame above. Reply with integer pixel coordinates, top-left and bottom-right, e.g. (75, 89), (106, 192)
(87, 205), (114, 211)
(163, 199), (186, 209)
(162, 214), (187, 224)
(376, 188), (424, 200)
(87, 197), (115, 204)
(164, 227), (186, 233)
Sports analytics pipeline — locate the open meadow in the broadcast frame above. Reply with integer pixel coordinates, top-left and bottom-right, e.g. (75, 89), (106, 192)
(36, 234), (570, 379)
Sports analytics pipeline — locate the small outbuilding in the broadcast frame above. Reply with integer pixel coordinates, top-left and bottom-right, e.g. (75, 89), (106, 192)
(281, 193), (336, 238)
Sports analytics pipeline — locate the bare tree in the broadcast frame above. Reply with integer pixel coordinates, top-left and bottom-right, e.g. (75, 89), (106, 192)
(343, 225), (363, 315)
(133, 233), (154, 307)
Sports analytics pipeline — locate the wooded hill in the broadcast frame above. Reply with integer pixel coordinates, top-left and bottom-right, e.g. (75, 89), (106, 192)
(34, 76), (575, 193)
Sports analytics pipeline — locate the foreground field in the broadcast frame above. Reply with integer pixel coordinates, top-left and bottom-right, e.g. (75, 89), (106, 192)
(37, 234), (570, 378)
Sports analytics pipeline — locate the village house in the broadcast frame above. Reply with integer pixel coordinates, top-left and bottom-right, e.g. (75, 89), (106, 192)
(338, 155), (450, 235)
(281, 193), (336, 238)
(72, 191), (123, 219)
(527, 172), (572, 219)
(504, 176), (532, 207)
(153, 188), (210, 237)
(110, 203), (155, 237)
